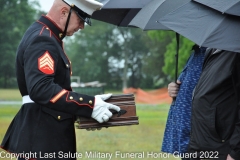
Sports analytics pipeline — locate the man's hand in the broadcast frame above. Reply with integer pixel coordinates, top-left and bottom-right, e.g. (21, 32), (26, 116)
(91, 94), (120, 123)
(168, 80), (181, 98)
(226, 154), (235, 160)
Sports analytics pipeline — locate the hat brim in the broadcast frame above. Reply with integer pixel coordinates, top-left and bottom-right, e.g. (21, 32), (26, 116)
(75, 11), (92, 26)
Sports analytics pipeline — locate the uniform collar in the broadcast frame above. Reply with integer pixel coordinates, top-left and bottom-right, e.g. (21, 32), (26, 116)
(38, 15), (65, 40)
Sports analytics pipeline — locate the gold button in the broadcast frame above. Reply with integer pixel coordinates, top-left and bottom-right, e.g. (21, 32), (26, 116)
(58, 116), (61, 120)
(66, 64), (69, 68)
(70, 61), (72, 64)
(79, 97), (83, 101)
(71, 4), (75, 7)
(70, 96), (73, 100)
(59, 33), (63, 38)
(89, 100), (92, 104)
(46, 27), (49, 30)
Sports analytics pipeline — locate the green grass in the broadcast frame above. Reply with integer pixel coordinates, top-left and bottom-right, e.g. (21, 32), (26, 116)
(0, 89), (180, 160)
(0, 89), (22, 101)
(0, 104), (179, 160)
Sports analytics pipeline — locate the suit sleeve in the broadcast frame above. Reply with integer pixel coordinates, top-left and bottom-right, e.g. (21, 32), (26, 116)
(23, 35), (94, 118)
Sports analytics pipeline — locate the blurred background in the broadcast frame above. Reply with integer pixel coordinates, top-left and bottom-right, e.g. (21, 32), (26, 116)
(0, 0), (194, 90)
(0, 0), (196, 159)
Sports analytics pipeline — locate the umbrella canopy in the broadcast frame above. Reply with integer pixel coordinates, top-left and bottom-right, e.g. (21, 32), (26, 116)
(129, 0), (190, 82)
(128, 0), (190, 30)
(193, 0), (240, 16)
(158, 1), (240, 52)
(91, 0), (153, 27)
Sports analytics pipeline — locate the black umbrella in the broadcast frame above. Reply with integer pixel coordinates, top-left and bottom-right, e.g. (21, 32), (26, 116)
(128, 0), (190, 31)
(158, 1), (240, 53)
(129, 0), (190, 82)
(91, 0), (153, 27)
(193, 0), (240, 16)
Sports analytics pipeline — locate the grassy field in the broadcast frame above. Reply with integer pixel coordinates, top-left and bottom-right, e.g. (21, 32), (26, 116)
(0, 89), (180, 160)
(0, 89), (22, 101)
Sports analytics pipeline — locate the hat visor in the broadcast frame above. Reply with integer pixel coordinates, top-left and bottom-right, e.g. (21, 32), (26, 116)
(76, 12), (91, 26)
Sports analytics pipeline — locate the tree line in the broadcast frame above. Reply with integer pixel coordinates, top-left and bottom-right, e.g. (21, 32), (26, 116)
(0, 0), (194, 90)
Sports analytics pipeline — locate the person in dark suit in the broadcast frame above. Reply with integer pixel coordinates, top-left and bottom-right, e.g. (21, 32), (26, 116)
(0, 0), (120, 159)
(188, 49), (240, 160)
(166, 48), (240, 160)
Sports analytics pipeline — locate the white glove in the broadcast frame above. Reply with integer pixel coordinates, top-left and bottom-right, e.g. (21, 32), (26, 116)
(91, 94), (120, 123)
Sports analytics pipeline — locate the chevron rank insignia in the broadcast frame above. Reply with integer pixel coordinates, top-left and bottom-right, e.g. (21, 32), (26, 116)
(38, 51), (54, 74)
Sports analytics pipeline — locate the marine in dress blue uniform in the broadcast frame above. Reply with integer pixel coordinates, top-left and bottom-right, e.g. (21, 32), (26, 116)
(0, 0), (120, 159)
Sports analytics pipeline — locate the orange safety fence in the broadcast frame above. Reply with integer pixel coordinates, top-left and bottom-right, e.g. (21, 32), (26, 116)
(123, 87), (172, 104)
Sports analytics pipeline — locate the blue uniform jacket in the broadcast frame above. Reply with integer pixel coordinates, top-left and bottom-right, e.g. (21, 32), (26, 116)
(1, 16), (95, 160)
